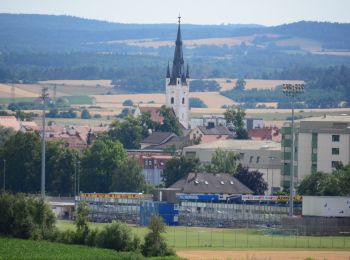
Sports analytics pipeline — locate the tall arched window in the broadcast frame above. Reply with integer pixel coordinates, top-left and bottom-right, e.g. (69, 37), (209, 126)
(182, 97), (185, 104)
(171, 97), (174, 104)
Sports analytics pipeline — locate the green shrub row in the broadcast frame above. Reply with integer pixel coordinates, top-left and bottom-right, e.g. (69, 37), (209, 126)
(0, 193), (56, 240)
(0, 194), (175, 257)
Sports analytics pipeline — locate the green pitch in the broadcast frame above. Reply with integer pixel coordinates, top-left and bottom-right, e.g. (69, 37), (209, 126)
(57, 220), (350, 250)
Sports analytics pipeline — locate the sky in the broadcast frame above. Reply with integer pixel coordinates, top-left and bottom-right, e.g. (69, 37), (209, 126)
(0, 0), (349, 26)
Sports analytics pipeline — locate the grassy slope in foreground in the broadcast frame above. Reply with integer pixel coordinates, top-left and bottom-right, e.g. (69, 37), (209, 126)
(0, 237), (143, 260)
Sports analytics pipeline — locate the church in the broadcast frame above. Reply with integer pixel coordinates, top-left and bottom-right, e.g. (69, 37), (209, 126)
(165, 16), (190, 129)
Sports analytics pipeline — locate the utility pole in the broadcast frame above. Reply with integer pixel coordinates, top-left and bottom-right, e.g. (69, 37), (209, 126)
(11, 83), (15, 103)
(40, 87), (49, 198)
(77, 161), (80, 195)
(3, 159), (5, 192)
(283, 83), (304, 216)
(74, 157), (77, 197)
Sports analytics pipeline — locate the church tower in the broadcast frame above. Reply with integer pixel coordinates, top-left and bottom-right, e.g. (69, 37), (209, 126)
(166, 15), (190, 129)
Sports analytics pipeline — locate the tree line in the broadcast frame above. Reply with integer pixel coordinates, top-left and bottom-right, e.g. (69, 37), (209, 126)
(221, 65), (350, 108)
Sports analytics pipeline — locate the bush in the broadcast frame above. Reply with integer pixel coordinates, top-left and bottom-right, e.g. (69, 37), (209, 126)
(81, 109), (91, 119)
(96, 221), (140, 252)
(122, 99), (134, 106)
(0, 193), (56, 240)
(142, 215), (174, 257)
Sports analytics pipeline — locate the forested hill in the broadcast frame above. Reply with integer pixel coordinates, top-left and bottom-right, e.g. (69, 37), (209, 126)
(0, 13), (262, 52)
(0, 13), (349, 52)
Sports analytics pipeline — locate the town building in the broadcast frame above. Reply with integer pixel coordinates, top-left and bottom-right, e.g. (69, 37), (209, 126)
(0, 116), (38, 132)
(133, 105), (164, 125)
(183, 139), (281, 194)
(165, 16), (190, 129)
(189, 125), (233, 144)
(281, 115), (350, 190)
(170, 172), (253, 195)
(248, 127), (281, 142)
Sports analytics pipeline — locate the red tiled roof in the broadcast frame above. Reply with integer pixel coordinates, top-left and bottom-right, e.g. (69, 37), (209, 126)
(140, 107), (164, 124)
(0, 116), (20, 131)
(248, 127), (281, 142)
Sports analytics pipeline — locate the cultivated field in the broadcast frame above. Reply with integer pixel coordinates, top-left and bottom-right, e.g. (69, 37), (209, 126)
(108, 35), (261, 48)
(92, 92), (235, 109)
(209, 78), (305, 91)
(39, 80), (113, 87)
(92, 94), (165, 105)
(191, 108), (350, 121)
(275, 37), (322, 52)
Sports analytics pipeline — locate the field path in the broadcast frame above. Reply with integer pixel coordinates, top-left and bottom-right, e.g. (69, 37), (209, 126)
(177, 250), (350, 260)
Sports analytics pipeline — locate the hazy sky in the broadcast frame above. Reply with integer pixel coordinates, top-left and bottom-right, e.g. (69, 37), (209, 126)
(0, 0), (349, 26)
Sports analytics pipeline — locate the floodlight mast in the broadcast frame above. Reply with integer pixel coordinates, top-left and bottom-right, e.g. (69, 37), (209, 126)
(282, 83), (304, 217)
(40, 87), (49, 198)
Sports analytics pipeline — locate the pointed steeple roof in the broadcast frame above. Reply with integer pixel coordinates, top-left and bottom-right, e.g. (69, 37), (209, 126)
(166, 61), (170, 78)
(170, 15), (186, 85)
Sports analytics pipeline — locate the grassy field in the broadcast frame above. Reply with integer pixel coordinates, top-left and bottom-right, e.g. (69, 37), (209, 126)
(57, 221), (350, 250)
(0, 237), (143, 260)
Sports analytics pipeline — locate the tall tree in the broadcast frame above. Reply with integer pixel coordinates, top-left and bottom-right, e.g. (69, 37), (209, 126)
(162, 156), (200, 187)
(157, 105), (182, 136)
(2, 132), (41, 193)
(80, 139), (127, 193)
(224, 107), (248, 139)
(46, 142), (79, 196)
(209, 148), (239, 175)
(111, 157), (146, 192)
(235, 78), (246, 91)
(234, 164), (268, 195)
(108, 117), (142, 149)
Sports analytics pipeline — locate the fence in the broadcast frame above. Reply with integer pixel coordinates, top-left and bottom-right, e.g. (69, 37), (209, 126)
(179, 201), (290, 228)
(131, 221), (350, 249)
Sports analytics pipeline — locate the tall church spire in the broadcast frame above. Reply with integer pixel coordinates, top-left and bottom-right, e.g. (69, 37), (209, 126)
(166, 61), (170, 78)
(170, 14), (186, 85)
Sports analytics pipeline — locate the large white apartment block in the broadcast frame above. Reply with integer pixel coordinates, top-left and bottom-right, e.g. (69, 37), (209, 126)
(281, 115), (350, 190)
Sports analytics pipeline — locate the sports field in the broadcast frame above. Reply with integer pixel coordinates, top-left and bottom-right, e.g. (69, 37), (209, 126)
(57, 221), (350, 250)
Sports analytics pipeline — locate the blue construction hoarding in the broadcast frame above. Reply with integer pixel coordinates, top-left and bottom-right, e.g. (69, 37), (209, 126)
(140, 201), (179, 226)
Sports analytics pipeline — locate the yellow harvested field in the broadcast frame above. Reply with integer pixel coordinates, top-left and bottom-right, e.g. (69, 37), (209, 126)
(92, 94), (165, 104)
(208, 78), (305, 91)
(275, 37), (322, 52)
(39, 80), (113, 87)
(189, 92), (235, 108)
(0, 84), (39, 98)
(112, 34), (278, 48)
(93, 92), (234, 109)
(191, 107), (350, 115)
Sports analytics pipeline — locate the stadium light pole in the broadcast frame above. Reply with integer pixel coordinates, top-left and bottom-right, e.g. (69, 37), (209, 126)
(283, 83), (304, 216)
(40, 87), (49, 198)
